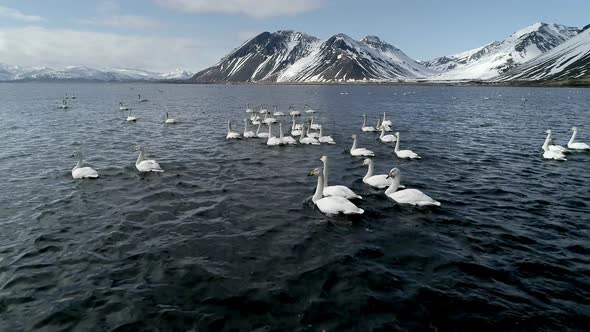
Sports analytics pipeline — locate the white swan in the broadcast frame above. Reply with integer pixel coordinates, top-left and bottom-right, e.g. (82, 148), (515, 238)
(256, 123), (269, 138)
(59, 99), (68, 109)
(361, 114), (376, 132)
(138, 94), (148, 103)
(70, 151), (98, 179)
(306, 122), (320, 138)
(381, 112), (392, 127)
(289, 106), (301, 117)
(251, 114), (261, 125)
(165, 112), (177, 124)
(259, 104), (269, 114)
(310, 116), (321, 130)
(266, 122), (282, 146)
(64, 92), (69, 99)
(567, 127), (590, 150)
(318, 126), (335, 144)
(280, 123), (297, 145)
(226, 120), (241, 139)
(320, 156), (361, 199)
(71, 93), (76, 100)
(307, 168), (364, 216)
(350, 134), (374, 157)
(134, 146), (164, 172)
(245, 103), (254, 113)
(385, 168), (440, 206)
(299, 125), (320, 145)
(119, 102), (130, 111)
(544, 129), (569, 153)
(243, 119), (256, 138)
(305, 104), (316, 114)
(394, 132), (420, 159)
(362, 158), (393, 189)
(273, 105), (286, 116)
(542, 131), (566, 161)
(126, 110), (137, 122)
(263, 112), (277, 125)
(379, 126), (397, 143)
(291, 114), (303, 136)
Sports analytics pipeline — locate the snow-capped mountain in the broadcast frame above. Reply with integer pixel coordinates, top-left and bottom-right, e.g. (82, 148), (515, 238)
(0, 65), (193, 82)
(499, 26), (590, 81)
(424, 23), (580, 80)
(190, 31), (434, 83)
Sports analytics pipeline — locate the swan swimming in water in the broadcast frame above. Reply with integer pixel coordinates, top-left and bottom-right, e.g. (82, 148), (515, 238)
(280, 123), (297, 145)
(126, 110), (137, 122)
(226, 120), (241, 139)
(266, 123), (282, 146)
(394, 132), (420, 159)
(119, 102), (130, 111)
(350, 134), (374, 157)
(320, 156), (361, 199)
(291, 114), (303, 136)
(305, 104), (316, 114)
(255, 122), (269, 138)
(361, 114), (376, 132)
(70, 151), (98, 179)
(542, 130), (566, 160)
(307, 168), (364, 216)
(165, 112), (177, 124)
(381, 112), (392, 127)
(273, 105), (286, 116)
(567, 127), (590, 150)
(544, 129), (569, 153)
(299, 125), (320, 145)
(362, 158), (394, 189)
(134, 146), (164, 172)
(289, 106), (301, 117)
(242, 119), (256, 138)
(306, 121), (320, 138)
(385, 168), (440, 206)
(379, 126), (397, 143)
(59, 99), (68, 109)
(137, 94), (148, 103)
(309, 116), (321, 130)
(318, 125), (335, 144)
(245, 103), (254, 113)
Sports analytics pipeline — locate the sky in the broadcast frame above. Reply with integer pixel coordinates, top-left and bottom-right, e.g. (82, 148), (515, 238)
(0, 0), (589, 72)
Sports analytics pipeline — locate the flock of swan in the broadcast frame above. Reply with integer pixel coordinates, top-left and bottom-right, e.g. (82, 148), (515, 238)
(226, 104), (438, 216)
(542, 127), (589, 161)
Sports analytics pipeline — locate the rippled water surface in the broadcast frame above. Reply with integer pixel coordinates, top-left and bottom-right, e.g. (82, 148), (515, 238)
(1, 83), (589, 331)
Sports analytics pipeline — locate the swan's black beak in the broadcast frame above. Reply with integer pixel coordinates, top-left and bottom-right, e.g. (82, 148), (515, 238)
(69, 153), (75, 158)
(307, 171), (315, 176)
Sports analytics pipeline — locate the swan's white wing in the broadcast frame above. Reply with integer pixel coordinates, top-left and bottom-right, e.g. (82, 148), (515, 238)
(226, 132), (241, 139)
(351, 148), (374, 156)
(137, 160), (164, 172)
(388, 189), (440, 206)
(72, 167), (98, 179)
(380, 135), (397, 142)
(324, 185), (361, 199)
(364, 175), (392, 189)
(243, 131), (256, 138)
(543, 151), (566, 161)
(316, 196), (364, 215)
(568, 142), (590, 150)
(319, 136), (335, 144)
(396, 150), (420, 159)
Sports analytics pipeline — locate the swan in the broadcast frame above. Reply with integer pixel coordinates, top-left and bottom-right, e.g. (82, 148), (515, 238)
(280, 123), (297, 145)
(544, 129), (569, 153)
(362, 158), (394, 189)
(273, 105), (286, 116)
(266, 122), (282, 146)
(309, 116), (321, 130)
(134, 146), (164, 172)
(381, 112), (392, 127)
(542, 131), (566, 160)
(59, 99), (68, 109)
(361, 114), (376, 132)
(299, 125), (320, 145)
(259, 104), (269, 114)
(307, 168), (364, 216)
(138, 94), (148, 102)
(289, 106), (301, 117)
(126, 110), (137, 122)
(256, 122), (269, 138)
(567, 127), (590, 150)
(64, 92), (69, 99)
(71, 93), (76, 100)
(165, 112), (177, 124)
(251, 113), (261, 125)
(291, 114), (303, 136)
(70, 151), (98, 179)
(246, 103), (254, 113)
(379, 126), (397, 143)
(318, 126), (335, 144)
(350, 134), (374, 157)
(305, 104), (316, 114)
(306, 122), (320, 138)
(119, 102), (130, 111)
(263, 112), (277, 125)
(226, 120), (241, 139)
(243, 119), (256, 138)
(394, 132), (420, 159)
(320, 156), (361, 199)
(385, 168), (440, 206)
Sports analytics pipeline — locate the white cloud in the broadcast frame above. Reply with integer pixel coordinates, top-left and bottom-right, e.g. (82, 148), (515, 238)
(0, 26), (211, 72)
(0, 5), (44, 22)
(76, 15), (162, 29)
(154, 0), (323, 18)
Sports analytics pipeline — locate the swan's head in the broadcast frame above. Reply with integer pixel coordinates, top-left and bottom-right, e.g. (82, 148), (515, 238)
(289, 106), (294, 110)
(133, 145), (143, 152)
(362, 158), (372, 166)
(307, 168), (321, 177)
(545, 129), (552, 134)
(70, 151), (80, 158)
(119, 102), (123, 105)
(362, 114), (367, 118)
(387, 168), (400, 179)
(320, 155), (327, 162)
(570, 127), (578, 132)
(351, 134), (357, 139)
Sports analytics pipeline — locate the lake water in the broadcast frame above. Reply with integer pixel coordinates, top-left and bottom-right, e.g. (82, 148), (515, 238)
(0, 83), (589, 331)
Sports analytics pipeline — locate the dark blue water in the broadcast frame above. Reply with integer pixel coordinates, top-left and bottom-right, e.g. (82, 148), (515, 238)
(0, 83), (589, 331)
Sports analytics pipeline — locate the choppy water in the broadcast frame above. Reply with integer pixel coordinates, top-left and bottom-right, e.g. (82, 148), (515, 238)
(0, 83), (589, 331)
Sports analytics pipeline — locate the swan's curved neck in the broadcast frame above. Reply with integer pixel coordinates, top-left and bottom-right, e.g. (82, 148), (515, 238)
(319, 126), (324, 137)
(243, 119), (248, 133)
(363, 160), (374, 180)
(268, 123), (272, 137)
(385, 174), (401, 195)
(300, 126), (306, 140)
(306, 124), (311, 134)
(362, 116), (367, 128)
(128, 110), (132, 117)
(256, 123), (262, 135)
(227, 121), (231, 133)
(383, 112), (387, 121)
(313, 173), (325, 203)
(542, 132), (551, 151)
(292, 115), (296, 130)
(136, 149), (145, 165)
(74, 153), (83, 169)
(351, 137), (357, 150)
(568, 129), (577, 145)
(322, 159), (329, 186)
(394, 134), (400, 151)
(279, 124), (284, 139)
(380, 126), (385, 137)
